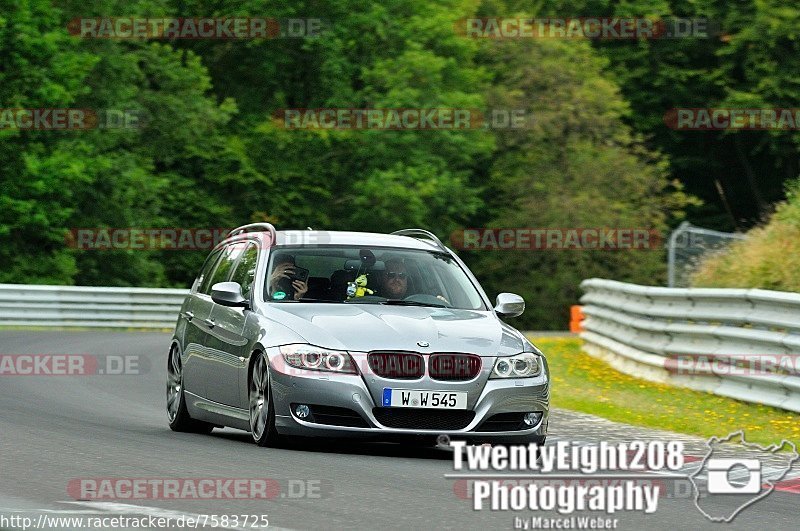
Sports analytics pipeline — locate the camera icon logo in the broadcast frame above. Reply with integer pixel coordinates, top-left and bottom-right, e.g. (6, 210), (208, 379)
(690, 430), (799, 522)
(707, 458), (761, 494)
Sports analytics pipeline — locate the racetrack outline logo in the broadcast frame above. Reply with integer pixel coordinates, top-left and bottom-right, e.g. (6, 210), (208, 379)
(689, 431), (799, 522)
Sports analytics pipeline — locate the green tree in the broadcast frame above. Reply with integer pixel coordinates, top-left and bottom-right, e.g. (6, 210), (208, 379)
(463, 30), (695, 328)
(0, 0), (96, 283)
(181, 0), (493, 235)
(1, 0), (257, 286)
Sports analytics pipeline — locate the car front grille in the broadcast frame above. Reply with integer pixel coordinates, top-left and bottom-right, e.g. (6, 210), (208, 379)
(372, 407), (476, 430)
(428, 353), (482, 381)
(368, 352), (424, 379)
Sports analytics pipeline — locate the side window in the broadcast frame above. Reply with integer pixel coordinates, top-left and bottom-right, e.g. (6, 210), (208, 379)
(229, 243), (259, 300)
(195, 249), (223, 294)
(203, 244), (242, 293)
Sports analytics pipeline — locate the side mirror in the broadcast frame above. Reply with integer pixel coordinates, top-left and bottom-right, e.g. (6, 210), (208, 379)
(494, 293), (525, 318)
(211, 282), (249, 308)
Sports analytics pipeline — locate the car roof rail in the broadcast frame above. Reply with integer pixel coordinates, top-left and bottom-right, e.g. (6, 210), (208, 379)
(391, 228), (449, 253)
(227, 223), (278, 242)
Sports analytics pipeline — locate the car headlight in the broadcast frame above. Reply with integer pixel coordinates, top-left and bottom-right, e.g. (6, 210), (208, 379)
(490, 353), (541, 378)
(280, 344), (358, 374)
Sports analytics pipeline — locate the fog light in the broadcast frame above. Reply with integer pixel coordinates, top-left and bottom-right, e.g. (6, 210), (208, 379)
(523, 412), (542, 426)
(295, 404), (311, 419)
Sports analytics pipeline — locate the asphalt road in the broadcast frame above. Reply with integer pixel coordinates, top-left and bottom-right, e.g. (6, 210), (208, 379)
(0, 330), (797, 530)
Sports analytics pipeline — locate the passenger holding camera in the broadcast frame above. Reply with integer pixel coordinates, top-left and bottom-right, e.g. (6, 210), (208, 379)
(269, 254), (308, 300)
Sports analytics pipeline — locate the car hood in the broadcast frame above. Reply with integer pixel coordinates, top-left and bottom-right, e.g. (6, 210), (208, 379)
(259, 303), (527, 356)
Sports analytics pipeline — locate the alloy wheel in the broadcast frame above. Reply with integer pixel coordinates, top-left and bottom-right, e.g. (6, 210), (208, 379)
(249, 353), (270, 439)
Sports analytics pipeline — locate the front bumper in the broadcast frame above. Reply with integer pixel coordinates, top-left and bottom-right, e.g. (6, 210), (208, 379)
(267, 348), (549, 443)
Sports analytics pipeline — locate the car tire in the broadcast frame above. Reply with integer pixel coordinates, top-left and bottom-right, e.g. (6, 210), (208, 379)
(167, 345), (215, 434)
(249, 351), (282, 447)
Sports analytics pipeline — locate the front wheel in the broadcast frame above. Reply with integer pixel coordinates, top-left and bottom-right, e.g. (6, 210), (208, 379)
(249, 351), (282, 447)
(167, 345), (214, 434)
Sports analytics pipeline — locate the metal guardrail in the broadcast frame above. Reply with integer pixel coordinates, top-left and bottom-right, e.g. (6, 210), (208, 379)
(580, 278), (800, 413)
(6, 279), (800, 413)
(0, 284), (187, 328)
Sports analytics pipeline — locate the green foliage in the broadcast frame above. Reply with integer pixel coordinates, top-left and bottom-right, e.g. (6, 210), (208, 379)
(691, 178), (800, 291)
(208, 0), (494, 235)
(9, 0), (796, 330)
(0, 0), (95, 283)
(462, 35), (695, 328)
(573, 0), (800, 229)
(1, 1), (253, 286)
(535, 336), (800, 446)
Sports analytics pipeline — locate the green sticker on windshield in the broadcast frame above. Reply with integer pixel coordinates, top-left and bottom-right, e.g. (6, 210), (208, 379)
(273, 291), (287, 300)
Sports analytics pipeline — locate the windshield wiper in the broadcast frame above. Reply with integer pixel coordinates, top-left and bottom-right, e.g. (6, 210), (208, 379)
(381, 300), (448, 308)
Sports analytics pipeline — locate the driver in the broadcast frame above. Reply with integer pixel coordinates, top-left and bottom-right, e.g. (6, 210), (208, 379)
(381, 258), (409, 299)
(380, 256), (450, 304)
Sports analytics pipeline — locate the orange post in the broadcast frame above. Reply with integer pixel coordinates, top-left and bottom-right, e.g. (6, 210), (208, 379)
(569, 305), (585, 333)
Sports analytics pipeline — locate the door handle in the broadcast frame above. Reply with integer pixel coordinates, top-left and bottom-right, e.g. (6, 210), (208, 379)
(183, 311), (194, 321)
(204, 318), (216, 329)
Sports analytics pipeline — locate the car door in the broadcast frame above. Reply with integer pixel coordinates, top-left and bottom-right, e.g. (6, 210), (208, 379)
(181, 247), (223, 398)
(191, 244), (241, 400)
(204, 241), (258, 407)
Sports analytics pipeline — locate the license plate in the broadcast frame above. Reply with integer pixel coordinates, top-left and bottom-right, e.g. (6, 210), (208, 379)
(382, 388), (467, 409)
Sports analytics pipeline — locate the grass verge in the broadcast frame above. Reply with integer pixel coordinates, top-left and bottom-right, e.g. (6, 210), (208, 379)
(531, 336), (800, 446)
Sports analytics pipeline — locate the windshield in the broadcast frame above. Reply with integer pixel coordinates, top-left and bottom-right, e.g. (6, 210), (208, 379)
(264, 246), (487, 310)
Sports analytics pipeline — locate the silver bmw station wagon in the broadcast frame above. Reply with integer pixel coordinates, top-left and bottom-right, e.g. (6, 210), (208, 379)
(167, 224), (549, 447)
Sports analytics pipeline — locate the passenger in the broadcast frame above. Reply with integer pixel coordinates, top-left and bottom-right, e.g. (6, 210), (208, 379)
(269, 253), (308, 301)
